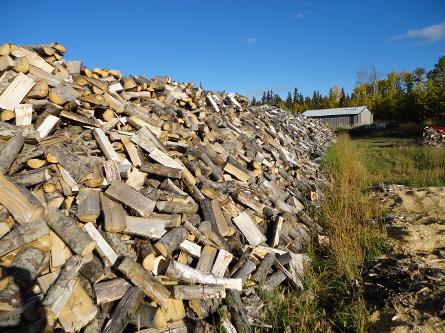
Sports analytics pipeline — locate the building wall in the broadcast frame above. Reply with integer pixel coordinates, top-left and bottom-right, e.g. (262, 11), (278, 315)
(312, 109), (373, 128)
(358, 109), (373, 125)
(312, 115), (353, 128)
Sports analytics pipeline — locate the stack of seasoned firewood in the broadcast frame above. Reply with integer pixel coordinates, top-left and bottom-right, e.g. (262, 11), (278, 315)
(422, 126), (445, 147)
(0, 43), (333, 332)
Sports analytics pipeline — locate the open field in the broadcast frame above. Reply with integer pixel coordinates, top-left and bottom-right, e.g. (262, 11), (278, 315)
(353, 137), (445, 187)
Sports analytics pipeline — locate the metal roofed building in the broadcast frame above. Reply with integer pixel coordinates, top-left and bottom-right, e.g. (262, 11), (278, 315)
(303, 106), (373, 128)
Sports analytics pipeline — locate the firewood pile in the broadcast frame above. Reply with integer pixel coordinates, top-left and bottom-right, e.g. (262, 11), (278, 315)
(422, 126), (445, 147)
(0, 43), (334, 332)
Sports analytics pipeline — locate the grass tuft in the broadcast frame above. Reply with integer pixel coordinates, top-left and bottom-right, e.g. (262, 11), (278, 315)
(260, 135), (386, 333)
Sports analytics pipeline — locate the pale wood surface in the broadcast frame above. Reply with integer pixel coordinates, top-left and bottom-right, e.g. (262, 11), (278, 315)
(0, 72), (35, 110)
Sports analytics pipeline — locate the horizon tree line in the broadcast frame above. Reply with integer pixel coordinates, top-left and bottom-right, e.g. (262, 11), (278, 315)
(251, 56), (445, 123)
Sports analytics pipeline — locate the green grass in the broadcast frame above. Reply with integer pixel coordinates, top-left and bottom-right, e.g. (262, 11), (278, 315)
(353, 138), (445, 187)
(260, 136), (444, 332)
(260, 135), (387, 333)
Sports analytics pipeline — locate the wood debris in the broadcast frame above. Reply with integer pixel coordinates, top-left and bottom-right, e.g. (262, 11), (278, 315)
(0, 42), (333, 332)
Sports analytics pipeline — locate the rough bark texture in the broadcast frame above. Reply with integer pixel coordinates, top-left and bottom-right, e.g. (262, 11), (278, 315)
(45, 208), (96, 256)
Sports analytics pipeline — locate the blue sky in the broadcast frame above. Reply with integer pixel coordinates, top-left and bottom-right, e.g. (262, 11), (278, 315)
(1, 0), (444, 98)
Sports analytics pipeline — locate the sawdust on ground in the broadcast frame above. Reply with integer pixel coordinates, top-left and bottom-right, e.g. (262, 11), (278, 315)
(364, 185), (445, 333)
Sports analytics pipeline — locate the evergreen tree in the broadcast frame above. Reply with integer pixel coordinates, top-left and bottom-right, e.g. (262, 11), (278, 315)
(285, 92), (292, 109)
(339, 87), (346, 107)
(293, 88), (299, 104)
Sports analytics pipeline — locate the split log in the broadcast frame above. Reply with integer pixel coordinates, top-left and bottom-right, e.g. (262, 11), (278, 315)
(100, 192), (127, 232)
(38, 269), (99, 332)
(76, 188), (101, 223)
(127, 214), (180, 231)
(0, 55), (14, 72)
(45, 207), (96, 256)
(14, 103), (32, 126)
(156, 201), (198, 214)
(0, 174), (45, 224)
(134, 320), (188, 333)
(206, 95), (220, 112)
(0, 219), (49, 257)
(57, 164), (79, 193)
(118, 159), (132, 179)
(46, 144), (91, 183)
(236, 191), (266, 215)
(200, 198), (234, 237)
(36, 115), (59, 139)
(105, 181), (156, 217)
(198, 220), (229, 250)
(42, 255), (84, 324)
(124, 217), (166, 239)
(104, 93), (125, 113)
(270, 215), (283, 247)
(140, 162), (182, 179)
(154, 227), (188, 257)
(103, 160), (121, 183)
(211, 249), (233, 278)
(172, 285), (226, 300)
(118, 257), (170, 308)
(121, 136), (142, 166)
(92, 128), (120, 161)
(252, 252), (276, 284)
(50, 230), (68, 270)
(232, 259), (256, 281)
(166, 261), (242, 291)
(48, 86), (80, 105)
(28, 64), (62, 86)
(223, 157), (251, 182)
(60, 109), (99, 127)
(273, 259), (302, 289)
(182, 221), (217, 248)
(196, 245), (218, 273)
(0, 134), (24, 174)
(126, 168), (147, 190)
(26, 158), (46, 169)
(0, 72), (35, 110)
(65, 61), (81, 74)
(179, 239), (201, 258)
(84, 222), (118, 266)
(57, 280), (98, 332)
(232, 211), (266, 247)
(94, 278), (132, 304)
(102, 286), (145, 333)
(27, 79), (49, 98)
(263, 271), (287, 292)
(162, 298), (186, 323)
(149, 148), (183, 170)
(128, 304), (157, 328)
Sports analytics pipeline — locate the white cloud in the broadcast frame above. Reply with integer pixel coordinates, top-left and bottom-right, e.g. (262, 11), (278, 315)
(296, 10), (312, 19)
(390, 22), (445, 43)
(247, 37), (257, 44)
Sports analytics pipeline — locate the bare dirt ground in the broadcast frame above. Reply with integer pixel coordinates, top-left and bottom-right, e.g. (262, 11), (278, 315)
(364, 185), (445, 333)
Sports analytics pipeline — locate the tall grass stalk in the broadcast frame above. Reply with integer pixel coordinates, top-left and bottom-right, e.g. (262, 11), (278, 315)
(261, 135), (386, 333)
